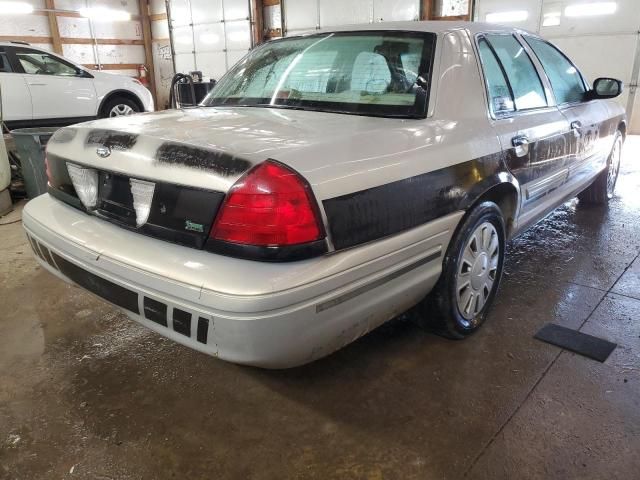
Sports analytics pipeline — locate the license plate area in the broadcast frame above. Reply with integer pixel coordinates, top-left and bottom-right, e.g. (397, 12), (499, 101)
(97, 172), (137, 227)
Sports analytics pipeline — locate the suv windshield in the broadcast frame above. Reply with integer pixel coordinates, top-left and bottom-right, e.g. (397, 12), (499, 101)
(203, 31), (436, 118)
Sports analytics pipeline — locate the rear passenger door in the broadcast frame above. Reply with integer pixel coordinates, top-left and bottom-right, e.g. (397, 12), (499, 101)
(523, 36), (611, 191)
(476, 33), (571, 225)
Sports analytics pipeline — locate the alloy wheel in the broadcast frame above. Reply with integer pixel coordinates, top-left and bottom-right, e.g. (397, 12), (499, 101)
(109, 104), (135, 117)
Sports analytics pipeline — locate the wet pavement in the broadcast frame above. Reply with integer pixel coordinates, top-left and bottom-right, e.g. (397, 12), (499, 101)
(1, 137), (639, 480)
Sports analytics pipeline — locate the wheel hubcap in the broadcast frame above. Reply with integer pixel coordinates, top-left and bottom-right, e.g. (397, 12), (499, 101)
(456, 222), (500, 323)
(109, 104), (134, 117)
(607, 138), (622, 197)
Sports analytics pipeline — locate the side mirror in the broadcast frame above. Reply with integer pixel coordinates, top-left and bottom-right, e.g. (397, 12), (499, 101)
(589, 77), (623, 100)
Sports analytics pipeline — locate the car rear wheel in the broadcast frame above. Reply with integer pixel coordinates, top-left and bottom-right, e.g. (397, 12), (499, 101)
(578, 131), (623, 205)
(417, 201), (506, 339)
(100, 96), (140, 118)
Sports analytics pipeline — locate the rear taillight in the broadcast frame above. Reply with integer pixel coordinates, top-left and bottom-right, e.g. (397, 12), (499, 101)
(210, 160), (324, 247)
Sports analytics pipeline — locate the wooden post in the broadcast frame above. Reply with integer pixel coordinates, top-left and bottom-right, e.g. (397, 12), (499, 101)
(138, 0), (157, 106)
(250, 0), (264, 47)
(44, 0), (63, 55)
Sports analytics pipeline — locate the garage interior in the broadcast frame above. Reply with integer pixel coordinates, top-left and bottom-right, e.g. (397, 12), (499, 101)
(1, 0), (640, 478)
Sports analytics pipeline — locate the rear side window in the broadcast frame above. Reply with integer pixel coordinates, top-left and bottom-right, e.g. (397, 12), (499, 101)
(482, 34), (547, 110)
(478, 39), (514, 114)
(0, 51), (11, 72)
(525, 37), (586, 105)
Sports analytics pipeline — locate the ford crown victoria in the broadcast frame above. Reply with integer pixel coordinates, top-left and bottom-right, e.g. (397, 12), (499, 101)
(23, 22), (626, 368)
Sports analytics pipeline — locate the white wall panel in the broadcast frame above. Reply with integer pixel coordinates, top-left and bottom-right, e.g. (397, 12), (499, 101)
(195, 51), (227, 78)
(152, 19), (170, 39)
(169, 0), (192, 26)
(475, 0), (542, 32)
(284, 0), (318, 33)
(174, 52), (195, 72)
(57, 16), (92, 38)
(373, 0), (419, 22)
(62, 44), (96, 64)
(190, 0), (223, 24)
(225, 20), (251, 50)
(55, 0), (140, 14)
(31, 43), (53, 52)
(92, 20), (143, 40)
(193, 23), (225, 51)
(551, 34), (636, 85)
(150, 0), (166, 15)
(0, 14), (48, 36)
(319, 0), (371, 27)
(226, 48), (248, 70)
(97, 44), (145, 63)
(101, 68), (138, 76)
(172, 25), (194, 53)
(541, 0), (640, 37)
(22, 0), (45, 7)
(223, 0), (249, 20)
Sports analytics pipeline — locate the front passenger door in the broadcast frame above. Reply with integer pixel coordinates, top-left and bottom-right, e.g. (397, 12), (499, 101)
(0, 47), (32, 123)
(523, 36), (611, 192)
(13, 47), (97, 121)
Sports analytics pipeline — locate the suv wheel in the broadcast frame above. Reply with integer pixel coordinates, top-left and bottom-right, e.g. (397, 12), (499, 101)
(417, 201), (506, 339)
(100, 96), (140, 118)
(578, 131), (623, 205)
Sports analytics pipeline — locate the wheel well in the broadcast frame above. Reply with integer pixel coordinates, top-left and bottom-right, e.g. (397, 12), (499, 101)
(618, 121), (627, 140)
(471, 183), (519, 239)
(99, 90), (144, 116)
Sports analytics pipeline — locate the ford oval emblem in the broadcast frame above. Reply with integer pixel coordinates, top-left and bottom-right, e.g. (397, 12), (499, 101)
(96, 146), (111, 158)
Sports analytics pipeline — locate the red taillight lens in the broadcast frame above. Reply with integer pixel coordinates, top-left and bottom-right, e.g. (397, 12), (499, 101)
(210, 160), (323, 246)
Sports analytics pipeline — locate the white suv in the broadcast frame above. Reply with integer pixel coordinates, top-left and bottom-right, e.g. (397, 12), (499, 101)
(0, 42), (154, 129)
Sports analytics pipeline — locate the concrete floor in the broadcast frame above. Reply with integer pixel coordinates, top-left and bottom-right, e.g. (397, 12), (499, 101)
(2, 139), (640, 480)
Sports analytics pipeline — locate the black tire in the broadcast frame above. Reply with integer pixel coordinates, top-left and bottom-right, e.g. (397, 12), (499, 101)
(578, 131), (623, 205)
(417, 201), (506, 339)
(99, 96), (140, 118)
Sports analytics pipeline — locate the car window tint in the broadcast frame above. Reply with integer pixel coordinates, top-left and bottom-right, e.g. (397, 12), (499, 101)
(0, 52), (11, 73)
(525, 37), (586, 104)
(16, 51), (77, 76)
(478, 38), (514, 114)
(484, 34), (547, 110)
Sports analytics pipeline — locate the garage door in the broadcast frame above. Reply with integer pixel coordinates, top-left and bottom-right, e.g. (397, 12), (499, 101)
(283, 0), (420, 36)
(168, 0), (252, 81)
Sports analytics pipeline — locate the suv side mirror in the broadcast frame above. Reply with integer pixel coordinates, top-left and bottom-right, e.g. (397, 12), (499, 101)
(588, 77), (623, 100)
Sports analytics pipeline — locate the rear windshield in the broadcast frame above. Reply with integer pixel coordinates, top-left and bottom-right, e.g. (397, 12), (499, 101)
(203, 31), (436, 118)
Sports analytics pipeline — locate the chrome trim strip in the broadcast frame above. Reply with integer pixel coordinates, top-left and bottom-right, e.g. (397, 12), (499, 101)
(315, 249), (441, 313)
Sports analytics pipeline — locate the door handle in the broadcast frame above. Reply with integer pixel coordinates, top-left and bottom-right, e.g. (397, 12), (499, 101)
(512, 135), (530, 157)
(571, 121), (582, 130)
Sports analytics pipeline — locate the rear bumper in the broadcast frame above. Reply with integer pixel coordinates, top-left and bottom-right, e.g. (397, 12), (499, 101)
(23, 194), (462, 368)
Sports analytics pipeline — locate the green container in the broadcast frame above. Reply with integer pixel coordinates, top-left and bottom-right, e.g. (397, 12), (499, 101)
(11, 127), (59, 199)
